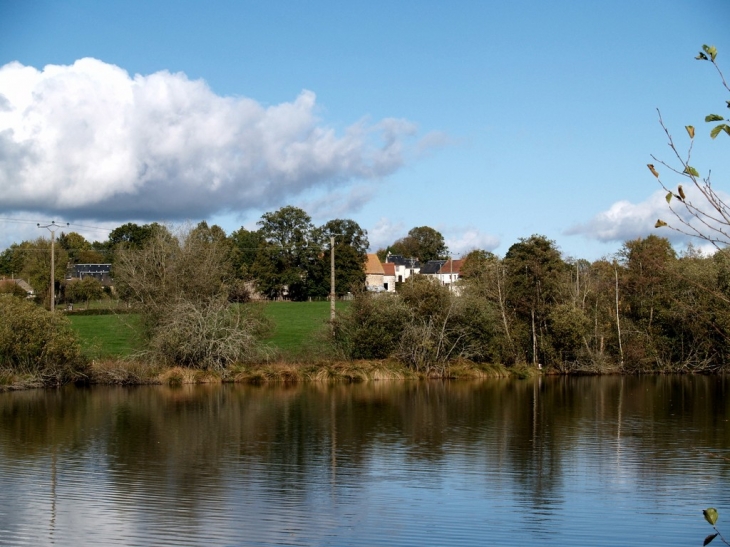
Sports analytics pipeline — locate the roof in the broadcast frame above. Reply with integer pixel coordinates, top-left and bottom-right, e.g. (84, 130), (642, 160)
(365, 254), (385, 275)
(74, 264), (112, 274)
(382, 262), (396, 276)
(437, 259), (464, 276)
(0, 278), (34, 294)
(419, 260), (447, 275)
(385, 254), (420, 268)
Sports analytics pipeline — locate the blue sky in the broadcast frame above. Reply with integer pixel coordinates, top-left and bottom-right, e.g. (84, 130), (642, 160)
(1, 0), (729, 260)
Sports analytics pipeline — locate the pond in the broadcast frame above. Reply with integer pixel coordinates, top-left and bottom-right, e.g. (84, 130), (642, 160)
(1, 376), (729, 546)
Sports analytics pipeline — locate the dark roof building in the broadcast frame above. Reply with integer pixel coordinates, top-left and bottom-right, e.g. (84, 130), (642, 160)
(69, 264), (113, 284)
(419, 260), (447, 275)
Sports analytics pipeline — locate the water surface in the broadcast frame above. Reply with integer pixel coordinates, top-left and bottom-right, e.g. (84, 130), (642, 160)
(1, 376), (729, 546)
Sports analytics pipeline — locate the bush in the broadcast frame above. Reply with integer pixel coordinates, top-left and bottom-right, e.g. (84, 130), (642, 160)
(333, 281), (500, 371)
(0, 295), (88, 384)
(0, 281), (28, 299)
(114, 223), (271, 369)
(332, 292), (412, 359)
(147, 298), (272, 369)
(63, 276), (104, 304)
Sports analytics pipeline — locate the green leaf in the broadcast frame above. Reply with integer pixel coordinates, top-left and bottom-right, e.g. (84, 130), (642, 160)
(684, 166), (700, 178)
(686, 125), (695, 139)
(703, 44), (718, 62)
(655, 219), (668, 228)
(665, 192), (673, 203)
(705, 533), (719, 546)
(704, 508), (719, 526)
(710, 124), (729, 139)
(706, 114), (725, 122)
(696, 52), (709, 61)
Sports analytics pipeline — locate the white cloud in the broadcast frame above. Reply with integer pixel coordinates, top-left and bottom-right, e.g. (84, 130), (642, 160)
(300, 184), (378, 223)
(445, 227), (500, 257)
(364, 218), (500, 257)
(367, 217), (406, 252)
(0, 58), (428, 223)
(567, 185), (730, 249)
(565, 194), (662, 243)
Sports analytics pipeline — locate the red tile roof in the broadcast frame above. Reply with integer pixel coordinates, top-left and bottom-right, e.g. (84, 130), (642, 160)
(365, 254), (385, 274)
(437, 259), (464, 275)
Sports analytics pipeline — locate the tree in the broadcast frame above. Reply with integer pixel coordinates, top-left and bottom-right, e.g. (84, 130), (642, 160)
(503, 235), (566, 366)
(63, 276), (104, 307)
(460, 249), (517, 362)
(619, 235), (676, 331)
(390, 226), (448, 262)
(108, 222), (160, 250)
(60, 232), (106, 264)
(0, 295), (87, 385)
(251, 206), (316, 300)
(0, 244), (24, 277)
(1, 238), (69, 308)
(652, 44), (730, 249)
(113, 224), (269, 368)
(308, 219), (369, 297)
(229, 227), (264, 279)
(0, 281), (28, 299)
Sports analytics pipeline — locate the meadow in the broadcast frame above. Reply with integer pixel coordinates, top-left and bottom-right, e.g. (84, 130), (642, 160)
(67, 300), (350, 359)
(63, 299), (510, 385)
(68, 313), (144, 358)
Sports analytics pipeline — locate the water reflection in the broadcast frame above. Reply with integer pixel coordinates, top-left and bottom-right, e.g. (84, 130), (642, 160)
(1, 376), (730, 545)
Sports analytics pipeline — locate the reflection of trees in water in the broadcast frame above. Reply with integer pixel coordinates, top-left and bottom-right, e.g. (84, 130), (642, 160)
(2, 376), (730, 519)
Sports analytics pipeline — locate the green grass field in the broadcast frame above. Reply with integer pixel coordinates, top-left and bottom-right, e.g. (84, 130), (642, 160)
(67, 301), (350, 359)
(261, 300), (349, 355)
(68, 314), (144, 358)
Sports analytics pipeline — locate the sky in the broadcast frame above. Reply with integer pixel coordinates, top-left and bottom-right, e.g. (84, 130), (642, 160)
(1, 0), (729, 261)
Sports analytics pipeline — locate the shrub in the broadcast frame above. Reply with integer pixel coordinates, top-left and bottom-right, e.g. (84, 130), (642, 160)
(0, 295), (87, 384)
(332, 292), (412, 359)
(146, 298), (272, 370)
(114, 223), (271, 369)
(0, 281), (28, 299)
(63, 276), (104, 305)
(333, 281), (500, 371)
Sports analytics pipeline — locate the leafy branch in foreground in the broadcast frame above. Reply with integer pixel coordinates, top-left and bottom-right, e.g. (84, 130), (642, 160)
(652, 44), (730, 250)
(703, 507), (730, 546)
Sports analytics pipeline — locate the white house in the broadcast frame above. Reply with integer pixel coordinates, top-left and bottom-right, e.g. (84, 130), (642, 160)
(436, 259), (464, 293)
(384, 254), (419, 283)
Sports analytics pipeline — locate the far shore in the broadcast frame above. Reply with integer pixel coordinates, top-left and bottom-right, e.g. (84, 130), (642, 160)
(0, 359), (522, 391)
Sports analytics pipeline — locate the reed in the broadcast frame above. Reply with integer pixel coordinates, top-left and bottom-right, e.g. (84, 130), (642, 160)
(2, 357), (521, 391)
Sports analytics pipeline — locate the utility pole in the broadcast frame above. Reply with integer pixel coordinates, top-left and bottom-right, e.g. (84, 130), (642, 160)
(330, 235), (336, 330)
(37, 221), (68, 311)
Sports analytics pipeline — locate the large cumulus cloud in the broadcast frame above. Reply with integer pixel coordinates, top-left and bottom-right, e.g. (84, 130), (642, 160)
(0, 58), (423, 221)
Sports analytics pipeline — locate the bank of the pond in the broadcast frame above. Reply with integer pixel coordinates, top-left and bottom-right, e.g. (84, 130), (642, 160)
(0, 360), (514, 390)
(91, 359), (514, 385)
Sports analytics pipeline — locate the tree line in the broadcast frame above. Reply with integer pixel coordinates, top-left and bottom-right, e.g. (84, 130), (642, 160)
(0, 205), (455, 307)
(0, 206), (376, 305)
(329, 234), (730, 374)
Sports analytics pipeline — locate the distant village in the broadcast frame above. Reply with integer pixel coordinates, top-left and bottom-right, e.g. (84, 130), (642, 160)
(365, 254), (463, 294)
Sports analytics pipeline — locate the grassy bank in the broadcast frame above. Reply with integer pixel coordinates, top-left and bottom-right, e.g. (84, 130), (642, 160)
(1, 301), (515, 391)
(66, 300), (347, 359)
(85, 359), (511, 386)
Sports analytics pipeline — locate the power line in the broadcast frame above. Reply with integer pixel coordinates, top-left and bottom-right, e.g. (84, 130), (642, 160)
(0, 216), (47, 225)
(0, 216), (113, 232)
